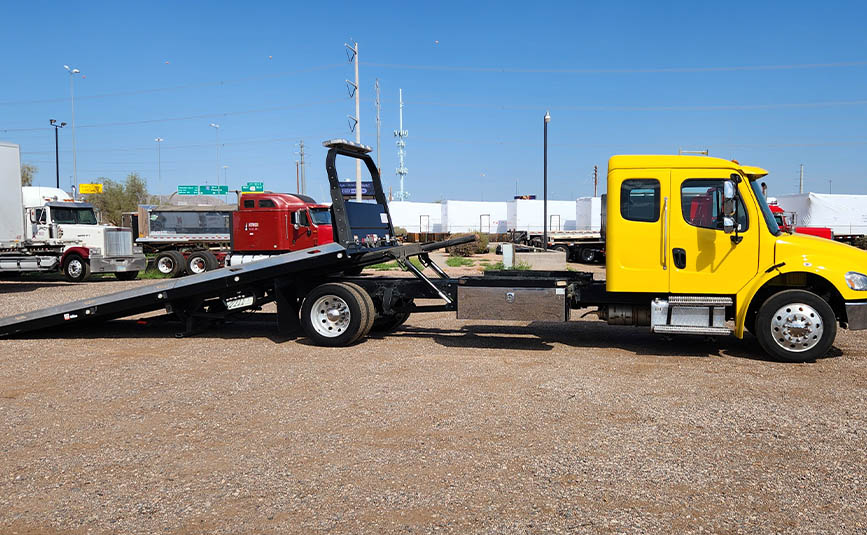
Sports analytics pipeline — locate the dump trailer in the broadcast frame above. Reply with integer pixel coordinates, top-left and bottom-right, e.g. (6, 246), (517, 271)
(2, 144), (867, 363)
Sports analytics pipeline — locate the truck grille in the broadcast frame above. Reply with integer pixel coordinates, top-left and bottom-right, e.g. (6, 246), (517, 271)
(105, 229), (133, 257)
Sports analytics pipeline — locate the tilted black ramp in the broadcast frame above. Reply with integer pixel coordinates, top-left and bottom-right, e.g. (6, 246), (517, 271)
(0, 242), (348, 337)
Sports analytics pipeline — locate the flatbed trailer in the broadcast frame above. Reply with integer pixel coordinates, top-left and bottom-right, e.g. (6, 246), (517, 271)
(3, 143), (867, 363)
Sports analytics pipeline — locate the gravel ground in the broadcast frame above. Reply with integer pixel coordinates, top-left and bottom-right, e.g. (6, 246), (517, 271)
(1, 258), (866, 534)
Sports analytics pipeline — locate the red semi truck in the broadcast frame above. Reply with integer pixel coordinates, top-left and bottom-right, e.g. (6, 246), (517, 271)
(149, 192), (334, 277)
(768, 203), (834, 240)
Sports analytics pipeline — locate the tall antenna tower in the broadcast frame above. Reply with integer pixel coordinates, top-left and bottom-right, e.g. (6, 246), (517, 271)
(344, 41), (362, 200)
(799, 164), (804, 194)
(394, 88), (409, 200)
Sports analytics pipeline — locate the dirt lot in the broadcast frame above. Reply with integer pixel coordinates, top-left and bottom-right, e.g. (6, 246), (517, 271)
(1, 257), (866, 534)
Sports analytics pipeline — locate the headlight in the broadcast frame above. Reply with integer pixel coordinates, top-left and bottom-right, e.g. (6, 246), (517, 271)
(845, 271), (867, 291)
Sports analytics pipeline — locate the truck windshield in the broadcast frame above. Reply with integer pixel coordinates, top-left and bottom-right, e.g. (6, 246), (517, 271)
(750, 181), (781, 236)
(310, 208), (332, 225)
(51, 207), (98, 225)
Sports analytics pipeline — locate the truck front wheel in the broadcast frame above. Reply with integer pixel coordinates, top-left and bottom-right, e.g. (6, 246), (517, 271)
(579, 248), (596, 263)
(300, 282), (371, 347)
(755, 289), (837, 363)
(63, 254), (90, 282)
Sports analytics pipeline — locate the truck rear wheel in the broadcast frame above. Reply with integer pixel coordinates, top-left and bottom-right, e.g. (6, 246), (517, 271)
(155, 251), (186, 278)
(579, 248), (596, 263)
(300, 282), (371, 346)
(63, 254), (90, 282)
(186, 251), (218, 275)
(755, 289), (837, 363)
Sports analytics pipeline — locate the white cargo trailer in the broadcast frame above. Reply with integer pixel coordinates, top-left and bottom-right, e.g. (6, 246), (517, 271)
(774, 193), (867, 242)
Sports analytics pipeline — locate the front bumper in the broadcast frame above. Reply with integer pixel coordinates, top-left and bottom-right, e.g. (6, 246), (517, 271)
(89, 254), (148, 274)
(845, 301), (867, 330)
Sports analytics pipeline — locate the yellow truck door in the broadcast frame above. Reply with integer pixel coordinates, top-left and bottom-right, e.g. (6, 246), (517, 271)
(668, 169), (759, 294)
(605, 169), (671, 293)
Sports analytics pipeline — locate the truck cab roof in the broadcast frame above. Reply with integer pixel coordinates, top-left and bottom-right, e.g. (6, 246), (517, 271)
(608, 155), (768, 179)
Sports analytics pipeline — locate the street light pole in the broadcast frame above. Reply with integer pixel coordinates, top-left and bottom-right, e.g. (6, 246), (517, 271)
(49, 119), (66, 189)
(209, 123), (220, 188)
(154, 138), (164, 188)
(64, 65), (81, 194)
(543, 111), (550, 251)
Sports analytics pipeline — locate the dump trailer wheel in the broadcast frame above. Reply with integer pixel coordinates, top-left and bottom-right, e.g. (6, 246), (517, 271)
(155, 251), (186, 278)
(63, 254), (90, 282)
(186, 250), (217, 275)
(300, 282), (370, 347)
(579, 247), (596, 264)
(755, 289), (837, 363)
(115, 271), (139, 281)
(342, 281), (376, 339)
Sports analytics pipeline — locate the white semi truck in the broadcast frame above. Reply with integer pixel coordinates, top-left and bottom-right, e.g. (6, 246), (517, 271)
(0, 142), (147, 281)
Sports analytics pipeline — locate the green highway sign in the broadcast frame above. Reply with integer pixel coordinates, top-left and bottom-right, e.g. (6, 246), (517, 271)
(199, 185), (229, 195)
(241, 184), (263, 193)
(177, 185), (198, 195)
(246, 181), (264, 189)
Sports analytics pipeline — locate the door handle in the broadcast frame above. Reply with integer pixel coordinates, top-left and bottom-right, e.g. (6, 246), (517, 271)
(672, 248), (687, 269)
(661, 197), (669, 270)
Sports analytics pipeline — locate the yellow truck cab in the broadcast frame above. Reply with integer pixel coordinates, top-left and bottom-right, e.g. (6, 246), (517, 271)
(604, 155), (867, 361)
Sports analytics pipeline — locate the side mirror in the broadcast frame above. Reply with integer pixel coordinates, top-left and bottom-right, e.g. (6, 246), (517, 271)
(722, 180), (737, 217)
(722, 216), (735, 234)
(293, 223), (300, 230)
(29, 210), (37, 224)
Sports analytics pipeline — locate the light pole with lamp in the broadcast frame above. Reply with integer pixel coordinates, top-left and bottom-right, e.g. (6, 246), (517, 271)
(63, 65), (81, 195)
(154, 138), (164, 187)
(543, 111), (550, 251)
(209, 123), (220, 189)
(49, 119), (66, 189)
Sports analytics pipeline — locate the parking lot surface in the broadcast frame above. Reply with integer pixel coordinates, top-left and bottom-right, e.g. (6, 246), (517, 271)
(1, 266), (866, 534)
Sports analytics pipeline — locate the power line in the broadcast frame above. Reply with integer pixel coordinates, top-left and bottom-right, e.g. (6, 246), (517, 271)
(0, 63), (345, 107)
(410, 98), (867, 112)
(366, 60), (867, 74)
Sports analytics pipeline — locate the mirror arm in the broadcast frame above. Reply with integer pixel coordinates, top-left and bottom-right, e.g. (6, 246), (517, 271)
(731, 189), (741, 244)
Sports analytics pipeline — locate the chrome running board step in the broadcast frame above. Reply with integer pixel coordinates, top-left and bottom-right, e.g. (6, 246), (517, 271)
(653, 325), (731, 336)
(668, 295), (733, 306)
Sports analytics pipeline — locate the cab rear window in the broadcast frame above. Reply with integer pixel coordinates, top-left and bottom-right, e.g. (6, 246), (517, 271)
(621, 179), (660, 222)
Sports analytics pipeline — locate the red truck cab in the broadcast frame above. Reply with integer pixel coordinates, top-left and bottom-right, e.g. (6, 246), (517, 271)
(232, 193), (334, 253)
(768, 203), (833, 240)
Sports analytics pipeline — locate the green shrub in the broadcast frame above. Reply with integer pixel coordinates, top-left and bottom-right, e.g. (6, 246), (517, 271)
(483, 261), (531, 272)
(393, 226), (408, 237)
(446, 233), (489, 256)
(446, 256), (475, 267)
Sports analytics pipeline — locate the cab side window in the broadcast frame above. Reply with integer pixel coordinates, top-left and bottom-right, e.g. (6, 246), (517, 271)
(258, 199), (275, 208)
(243, 200), (254, 208)
(621, 179), (660, 222)
(681, 179), (748, 231)
(297, 210), (310, 226)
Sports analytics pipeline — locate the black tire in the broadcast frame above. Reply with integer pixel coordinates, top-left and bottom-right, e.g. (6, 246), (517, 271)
(579, 247), (596, 264)
(115, 271), (139, 281)
(155, 251), (186, 278)
(342, 281), (376, 339)
(62, 254), (90, 282)
(300, 282), (370, 346)
(755, 289), (837, 363)
(186, 250), (218, 275)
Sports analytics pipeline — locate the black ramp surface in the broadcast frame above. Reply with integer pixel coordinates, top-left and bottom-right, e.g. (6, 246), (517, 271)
(0, 242), (347, 337)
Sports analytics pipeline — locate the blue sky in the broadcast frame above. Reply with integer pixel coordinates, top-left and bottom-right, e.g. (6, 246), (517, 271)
(2, 0), (865, 202)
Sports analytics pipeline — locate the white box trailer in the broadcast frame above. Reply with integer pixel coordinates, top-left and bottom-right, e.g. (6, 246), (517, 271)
(774, 193), (867, 241)
(387, 201), (443, 232)
(0, 142), (26, 246)
(576, 196), (603, 231)
(506, 199), (577, 232)
(441, 201), (508, 233)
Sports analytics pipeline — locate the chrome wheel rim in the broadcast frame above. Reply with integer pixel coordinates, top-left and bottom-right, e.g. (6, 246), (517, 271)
(68, 259), (83, 278)
(189, 257), (207, 274)
(157, 257), (174, 274)
(310, 295), (350, 338)
(771, 302), (823, 352)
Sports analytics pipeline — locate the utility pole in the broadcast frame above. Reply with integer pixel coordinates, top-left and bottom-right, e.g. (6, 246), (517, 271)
(209, 123), (220, 188)
(543, 111), (550, 251)
(344, 41), (361, 199)
(799, 164), (804, 194)
(154, 138), (164, 187)
(296, 161), (300, 194)
(828, 179), (832, 194)
(375, 78), (382, 177)
(394, 88), (408, 200)
(593, 165), (598, 197)
(298, 140), (306, 195)
(50, 119), (66, 189)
